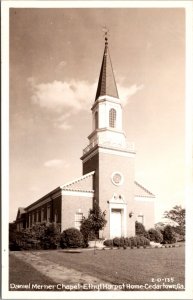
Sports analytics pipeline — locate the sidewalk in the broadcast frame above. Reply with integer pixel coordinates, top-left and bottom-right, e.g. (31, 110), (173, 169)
(10, 251), (110, 287)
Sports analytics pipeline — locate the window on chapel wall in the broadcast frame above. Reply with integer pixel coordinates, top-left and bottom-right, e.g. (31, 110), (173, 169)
(54, 210), (58, 223)
(109, 108), (116, 128)
(47, 206), (51, 222)
(95, 111), (98, 129)
(41, 208), (44, 222)
(75, 212), (83, 230)
(137, 215), (144, 225)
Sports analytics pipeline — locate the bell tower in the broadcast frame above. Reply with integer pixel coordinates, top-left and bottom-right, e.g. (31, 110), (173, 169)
(88, 36), (127, 150)
(81, 34), (136, 238)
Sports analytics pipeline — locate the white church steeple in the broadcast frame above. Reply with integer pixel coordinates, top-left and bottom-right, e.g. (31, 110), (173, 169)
(88, 35), (129, 151)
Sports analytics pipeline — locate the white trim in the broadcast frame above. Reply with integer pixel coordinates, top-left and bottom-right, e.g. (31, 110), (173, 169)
(135, 196), (155, 202)
(92, 95), (121, 111)
(109, 193), (126, 204)
(111, 172), (124, 186)
(99, 147), (135, 157)
(81, 148), (98, 163)
(62, 190), (94, 197)
(109, 202), (127, 238)
(82, 146), (135, 163)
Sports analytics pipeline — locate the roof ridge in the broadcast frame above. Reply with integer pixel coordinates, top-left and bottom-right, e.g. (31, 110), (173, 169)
(134, 181), (155, 196)
(60, 171), (95, 189)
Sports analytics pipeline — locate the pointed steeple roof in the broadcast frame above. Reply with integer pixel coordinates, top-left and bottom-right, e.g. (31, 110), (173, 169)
(95, 37), (119, 100)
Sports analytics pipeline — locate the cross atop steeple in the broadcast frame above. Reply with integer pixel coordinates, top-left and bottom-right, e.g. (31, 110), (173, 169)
(95, 30), (119, 101)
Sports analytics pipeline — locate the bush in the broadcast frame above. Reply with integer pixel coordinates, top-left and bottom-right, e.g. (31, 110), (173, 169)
(120, 237), (125, 247)
(135, 236), (141, 246)
(162, 225), (176, 244)
(60, 228), (83, 248)
(135, 221), (146, 235)
(124, 237), (131, 247)
(148, 228), (163, 243)
(9, 222), (61, 250)
(135, 221), (150, 239)
(103, 236), (150, 248)
(103, 239), (113, 247)
(172, 226), (185, 242)
(130, 237), (137, 247)
(41, 223), (61, 249)
(80, 218), (96, 248)
(113, 237), (121, 247)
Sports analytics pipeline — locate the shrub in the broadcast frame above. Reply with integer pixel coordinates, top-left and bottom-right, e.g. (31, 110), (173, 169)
(172, 225), (185, 237)
(123, 245), (127, 250)
(135, 221), (146, 235)
(60, 228), (83, 248)
(139, 236), (146, 246)
(124, 237), (131, 247)
(80, 204), (107, 247)
(41, 223), (61, 249)
(130, 237), (137, 247)
(139, 236), (150, 246)
(144, 237), (150, 246)
(162, 225), (176, 244)
(120, 237), (125, 247)
(113, 237), (121, 247)
(80, 218), (93, 248)
(148, 228), (163, 243)
(135, 221), (150, 239)
(135, 236), (141, 246)
(103, 239), (113, 247)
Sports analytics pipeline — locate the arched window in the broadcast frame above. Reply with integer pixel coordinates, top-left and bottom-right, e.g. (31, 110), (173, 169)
(95, 111), (98, 129)
(109, 108), (116, 128)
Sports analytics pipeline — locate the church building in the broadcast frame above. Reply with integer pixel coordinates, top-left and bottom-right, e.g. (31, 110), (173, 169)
(15, 35), (155, 239)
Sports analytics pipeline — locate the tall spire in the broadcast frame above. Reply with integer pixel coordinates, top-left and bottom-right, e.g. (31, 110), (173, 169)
(95, 33), (119, 101)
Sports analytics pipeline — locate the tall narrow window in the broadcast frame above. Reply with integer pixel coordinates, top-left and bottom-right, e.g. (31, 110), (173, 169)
(95, 111), (98, 129)
(41, 208), (44, 222)
(137, 215), (144, 225)
(75, 212), (83, 230)
(29, 214), (31, 228)
(109, 108), (116, 128)
(32, 213), (35, 225)
(47, 206), (51, 222)
(36, 211), (39, 223)
(54, 210), (58, 223)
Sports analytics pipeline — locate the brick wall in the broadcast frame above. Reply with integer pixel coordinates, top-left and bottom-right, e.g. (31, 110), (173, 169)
(61, 194), (93, 232)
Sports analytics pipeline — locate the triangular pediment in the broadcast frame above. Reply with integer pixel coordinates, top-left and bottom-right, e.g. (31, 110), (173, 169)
(134, 181), (155, 197)
(60, 171), (95, 192)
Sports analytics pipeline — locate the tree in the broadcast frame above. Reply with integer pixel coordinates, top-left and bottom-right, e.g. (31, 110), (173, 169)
(164, 205), (185, 228)
(80, 202), (107, 252)
(148, 228), (163, 243)
(162, 225), (176, 244)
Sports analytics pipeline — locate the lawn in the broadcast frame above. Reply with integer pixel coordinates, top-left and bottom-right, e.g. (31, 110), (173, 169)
(38, 246), (185, 290)
(9, 254), (56, 291)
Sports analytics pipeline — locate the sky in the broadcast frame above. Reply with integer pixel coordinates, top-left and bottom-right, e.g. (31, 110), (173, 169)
(9, 7), (185, 223)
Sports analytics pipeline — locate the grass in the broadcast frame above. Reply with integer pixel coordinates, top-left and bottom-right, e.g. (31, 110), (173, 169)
(9, 254), (56, 291)
(39, 246), (185, 288)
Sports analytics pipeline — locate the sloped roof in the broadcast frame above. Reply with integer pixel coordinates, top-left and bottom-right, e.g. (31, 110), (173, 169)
(95, 39), (119, 100)
(60, 171), (95, 193)
(134, 181), (155, 197)
(16, 207), (26, 220)
(18, 207), (26, 214)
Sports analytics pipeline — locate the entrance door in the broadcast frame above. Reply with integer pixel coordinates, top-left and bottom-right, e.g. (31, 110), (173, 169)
(111, 209), (122, 238)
